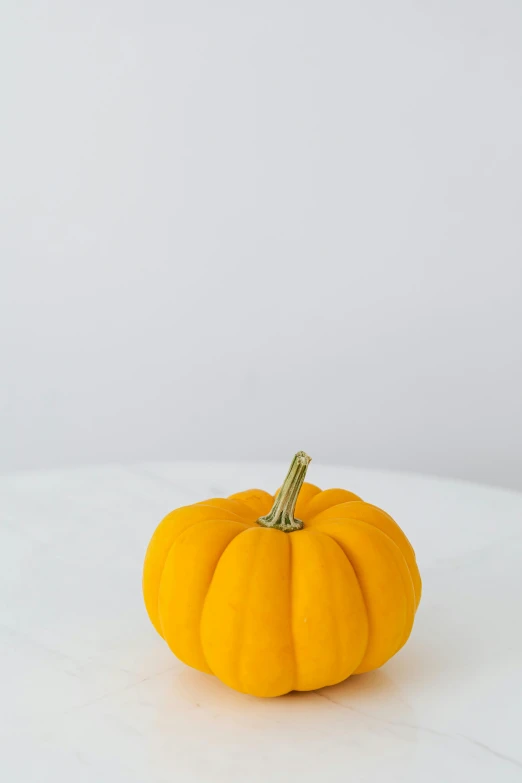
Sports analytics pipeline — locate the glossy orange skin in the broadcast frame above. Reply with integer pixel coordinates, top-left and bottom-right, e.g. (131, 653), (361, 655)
(143, 483), (421, 697)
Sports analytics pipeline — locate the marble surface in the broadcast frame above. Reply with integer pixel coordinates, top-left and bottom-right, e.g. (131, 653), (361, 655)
(1, 460), (521, 782)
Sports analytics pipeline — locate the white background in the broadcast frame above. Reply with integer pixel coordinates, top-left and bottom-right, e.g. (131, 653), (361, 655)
(1, 1), (521, 489)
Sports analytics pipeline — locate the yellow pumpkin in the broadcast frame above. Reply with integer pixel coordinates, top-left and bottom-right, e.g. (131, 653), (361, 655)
(143, 452), (421, 697)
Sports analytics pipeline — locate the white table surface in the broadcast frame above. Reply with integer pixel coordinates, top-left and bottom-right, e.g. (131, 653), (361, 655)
(1, 461), (521, 782)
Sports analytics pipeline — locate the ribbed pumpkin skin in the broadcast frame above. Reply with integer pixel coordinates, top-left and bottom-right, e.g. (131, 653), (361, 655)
(143, 483), (421, 697)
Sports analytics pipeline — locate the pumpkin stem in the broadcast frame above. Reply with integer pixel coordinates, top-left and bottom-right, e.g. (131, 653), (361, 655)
(257, 451), (311, 532)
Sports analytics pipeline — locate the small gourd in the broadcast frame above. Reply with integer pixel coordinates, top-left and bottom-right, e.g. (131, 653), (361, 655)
(143, 452), (421, 697)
